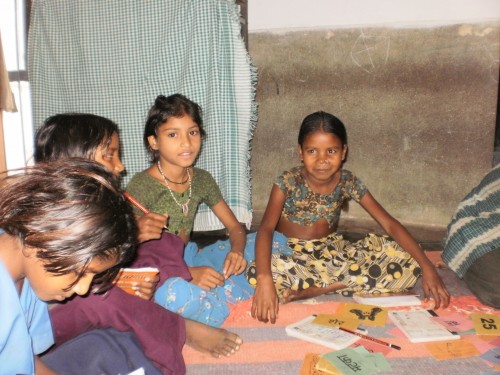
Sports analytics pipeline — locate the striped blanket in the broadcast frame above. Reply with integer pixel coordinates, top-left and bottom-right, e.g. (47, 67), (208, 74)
(184, 252), (500, 374)
(28, 0), (256, 231)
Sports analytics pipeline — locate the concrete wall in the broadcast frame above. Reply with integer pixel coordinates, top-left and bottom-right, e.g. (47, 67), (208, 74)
(248, 22), (499, 239)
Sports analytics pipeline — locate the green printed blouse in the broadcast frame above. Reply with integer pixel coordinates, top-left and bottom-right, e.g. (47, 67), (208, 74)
(126, 168), (223, 236)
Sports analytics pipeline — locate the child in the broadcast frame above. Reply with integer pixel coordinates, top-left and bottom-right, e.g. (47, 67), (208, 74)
(248, 111), (450, 324)
(126, 94), (252, 324)
(0, 159), (144, 374)
(34, 112), (168, 246)
(34, 113), (242, 374)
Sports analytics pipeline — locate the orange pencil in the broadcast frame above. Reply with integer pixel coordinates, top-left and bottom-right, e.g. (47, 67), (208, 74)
(123, 192), (169, 230)
(123, 192), (150, 214)
(339, 326), (401, 350)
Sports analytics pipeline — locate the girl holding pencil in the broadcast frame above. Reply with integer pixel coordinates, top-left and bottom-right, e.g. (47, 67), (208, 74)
(126, 94), (254, 326)
(34, 113), (243, 374)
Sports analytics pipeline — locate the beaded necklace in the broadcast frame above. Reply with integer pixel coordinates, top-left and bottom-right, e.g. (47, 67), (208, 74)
(157, 161), (192, 216)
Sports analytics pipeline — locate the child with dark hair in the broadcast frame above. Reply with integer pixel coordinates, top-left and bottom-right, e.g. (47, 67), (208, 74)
(35, 113), (167, 244)
(34, 113), (242, 374)
(127, 94), (252, 326)
(0, 159), (150, 374)
(248, 111), (450, 324)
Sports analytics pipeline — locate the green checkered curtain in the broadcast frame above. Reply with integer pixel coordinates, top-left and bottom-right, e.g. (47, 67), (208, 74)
(28, 0), (257, 231)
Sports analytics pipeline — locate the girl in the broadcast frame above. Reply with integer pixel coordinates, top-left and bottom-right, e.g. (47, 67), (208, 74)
(34, 113), (169, 247)
(0, 159), (141, 374)
(35, 113), (242, 374)
(249, 111), (450, 324)
(126, 94), (251, 325)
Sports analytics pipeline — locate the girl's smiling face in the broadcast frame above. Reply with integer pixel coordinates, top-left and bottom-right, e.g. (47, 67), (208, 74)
(22, 248), (117, 302)
(148, 115), (202, 171)
(298, 130), (347, 185)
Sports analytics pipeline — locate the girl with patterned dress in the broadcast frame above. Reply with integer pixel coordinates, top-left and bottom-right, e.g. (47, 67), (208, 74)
(247, 111), (450, 324)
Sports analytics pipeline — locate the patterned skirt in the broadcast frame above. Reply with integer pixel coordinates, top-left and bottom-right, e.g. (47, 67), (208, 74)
(245, 232), (421, 300)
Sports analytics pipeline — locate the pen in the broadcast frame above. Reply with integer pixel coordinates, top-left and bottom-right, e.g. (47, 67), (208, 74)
(338, 326), (401, 350)
(123, 192), (168, 229)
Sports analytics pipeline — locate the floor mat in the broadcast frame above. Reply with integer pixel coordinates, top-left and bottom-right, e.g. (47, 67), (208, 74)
(184, 252), (500, 374)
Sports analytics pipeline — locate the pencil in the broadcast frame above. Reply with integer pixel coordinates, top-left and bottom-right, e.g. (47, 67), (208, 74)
(123, 192), (150, 214)
(123, 192), (169, 230)
(339, 326), (401, 350)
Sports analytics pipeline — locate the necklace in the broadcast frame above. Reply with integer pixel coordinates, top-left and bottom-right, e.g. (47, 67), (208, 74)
(161, 173), (189, 185)
(157, 161), (192, 216)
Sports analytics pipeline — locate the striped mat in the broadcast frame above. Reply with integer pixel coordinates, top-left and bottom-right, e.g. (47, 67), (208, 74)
(184, 297), (500, 374)
(184, 253), (500, 374)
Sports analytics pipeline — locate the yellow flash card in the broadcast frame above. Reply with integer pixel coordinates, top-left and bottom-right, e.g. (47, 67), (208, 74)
(471, 313), (500, 336)
(315, 356), (343, 374)
(338, 302), (388, 326)
(312, 314), (359, 330)
(426, 340), (481, 360)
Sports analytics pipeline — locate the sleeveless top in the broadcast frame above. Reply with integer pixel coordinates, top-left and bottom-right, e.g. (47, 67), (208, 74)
(275, 166), (367, 228)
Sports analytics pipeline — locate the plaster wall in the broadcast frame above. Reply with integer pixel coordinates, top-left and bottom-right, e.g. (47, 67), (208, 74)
(248, 23), (499, 239)
(247, 0), (500, 32)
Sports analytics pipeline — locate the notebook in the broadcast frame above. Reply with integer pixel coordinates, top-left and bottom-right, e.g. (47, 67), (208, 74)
(389, 310), (460, 343)
(286, 315), (361, 350)
(353, 291), (421, 307)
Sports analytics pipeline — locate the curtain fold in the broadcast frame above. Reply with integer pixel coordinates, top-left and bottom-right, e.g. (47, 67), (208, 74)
(28, 0), (256, 230)
(0, 32), (17, 113)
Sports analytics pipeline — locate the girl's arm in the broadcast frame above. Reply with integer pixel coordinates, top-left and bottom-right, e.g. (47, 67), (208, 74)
(359, 192), (450, 308)
(211, 199), (247, 278)
(252, 184), (286, 324)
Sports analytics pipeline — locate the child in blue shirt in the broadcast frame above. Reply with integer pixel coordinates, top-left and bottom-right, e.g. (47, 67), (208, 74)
(0, 159), (138, 374)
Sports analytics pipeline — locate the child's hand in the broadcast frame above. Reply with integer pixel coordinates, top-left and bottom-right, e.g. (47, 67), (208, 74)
(421, 265), (450, 309)
(188, 266), (225, 290)
(223, 251), (247, 278)
(136, 212), (168, 243)
(131, 274), (160, 301)
(251, 275), (279, 324)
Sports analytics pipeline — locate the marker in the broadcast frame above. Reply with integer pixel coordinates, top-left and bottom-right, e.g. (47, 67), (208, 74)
(338, 326), (401, 350)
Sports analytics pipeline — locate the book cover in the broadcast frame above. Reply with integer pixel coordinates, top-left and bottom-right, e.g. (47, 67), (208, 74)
(114, 267), (159, 295)
(389, 310), (460, 343)
(353, 291), (421, 307)
(286, 315), (361, 350)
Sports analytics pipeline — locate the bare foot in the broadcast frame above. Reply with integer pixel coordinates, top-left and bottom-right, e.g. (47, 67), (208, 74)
(280, 282), (346, 303)
(185, 319), (242, 358)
